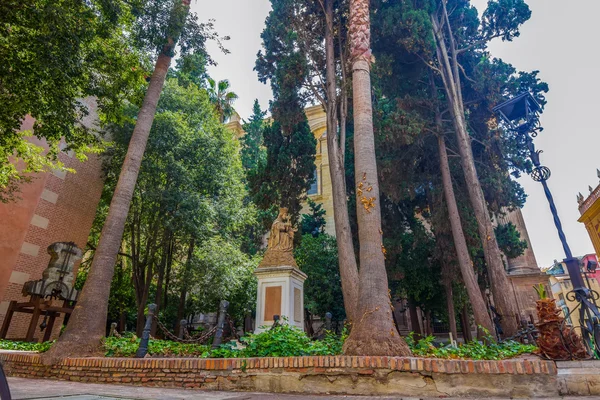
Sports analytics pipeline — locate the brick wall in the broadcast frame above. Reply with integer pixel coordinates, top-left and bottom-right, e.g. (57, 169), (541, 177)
(0, 99), (105, 340)
(0, 352), (558, 397)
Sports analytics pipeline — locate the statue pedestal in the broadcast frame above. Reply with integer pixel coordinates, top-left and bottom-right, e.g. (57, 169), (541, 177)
(254, 266), (307, 333)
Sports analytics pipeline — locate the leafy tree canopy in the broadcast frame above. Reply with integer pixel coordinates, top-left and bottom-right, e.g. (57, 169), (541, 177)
(301, 198), (327, 237)
(0, 0), (226, 202)
(295, 233), (345, 322)
(495, 222), (528, 260)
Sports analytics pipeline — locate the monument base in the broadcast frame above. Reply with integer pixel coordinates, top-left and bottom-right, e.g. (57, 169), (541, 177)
(254, 265), (307, 333)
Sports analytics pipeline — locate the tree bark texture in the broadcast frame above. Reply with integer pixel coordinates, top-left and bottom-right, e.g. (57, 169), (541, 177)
(437, 134), (494, 335)
(42, 1), (190, 362)
(323, 0), (359, 323)
(461, 304), (473, 342)
(431, 7), (518, 337)
(443, 275), (458, 343)
(408, 298), (422, 338)
(343, 0), (411, 356)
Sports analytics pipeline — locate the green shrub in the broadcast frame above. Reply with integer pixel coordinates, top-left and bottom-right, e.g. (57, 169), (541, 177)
(406, 333), (537, 360)
(0, 339), (53, 352)
(210, 321), (347, 358)
(102, 336), (210, 357)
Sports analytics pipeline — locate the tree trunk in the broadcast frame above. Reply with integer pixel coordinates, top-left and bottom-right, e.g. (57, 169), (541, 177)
(430, 7), (519, 337)
(152, 232), (170, 336)
(343, 0), (410, 356)
(461, 304), (473, 342)
(443, 276), (458, 343)
(176, 239), (195, 336)
(425, 310), (433, 336)
(437, 134), (494, 335)
(163, 240), (174, 309)
(42, 1), (191, 362)
(408, 298), (422, 338)
(323, 0), (359, 323)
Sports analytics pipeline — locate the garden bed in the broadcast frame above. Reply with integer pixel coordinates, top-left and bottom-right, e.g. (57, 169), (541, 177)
(0, 324), (538, 361)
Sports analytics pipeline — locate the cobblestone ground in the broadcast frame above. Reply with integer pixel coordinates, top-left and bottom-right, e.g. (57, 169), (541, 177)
(7, 377), (600, 400)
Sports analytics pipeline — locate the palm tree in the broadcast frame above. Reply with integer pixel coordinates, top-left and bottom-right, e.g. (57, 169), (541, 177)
(342, 0), (411, 356)
(43, 0), (191, 362)
(207, 78), (238, 123)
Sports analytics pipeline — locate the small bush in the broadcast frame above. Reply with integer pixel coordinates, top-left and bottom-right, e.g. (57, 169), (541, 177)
(102, 336), (210, 357)
(210, 322), (347, 358)
(406, 333), (537, 360)
(0, 339), (52, 352)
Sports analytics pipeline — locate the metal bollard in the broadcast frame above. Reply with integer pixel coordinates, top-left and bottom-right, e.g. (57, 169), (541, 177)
(211, 300), (229, 349)
(136, 303), (156, 358)
(109, 322), (118, 337)
(178, 319), (187, 340)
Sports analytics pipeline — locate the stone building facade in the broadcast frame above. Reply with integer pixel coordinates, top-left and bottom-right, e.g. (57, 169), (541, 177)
(0, 99), (104, 340)
(496, 208), (550, 323)
(578, 176), (600, 259)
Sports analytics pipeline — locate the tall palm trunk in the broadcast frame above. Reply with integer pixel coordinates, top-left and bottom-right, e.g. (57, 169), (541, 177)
(322, 0), (359, 322)
(437, 134), (494, 335)
(43, 1), (191, 362)
(430, 4), (518, 337)
(342, 0), (410, 356)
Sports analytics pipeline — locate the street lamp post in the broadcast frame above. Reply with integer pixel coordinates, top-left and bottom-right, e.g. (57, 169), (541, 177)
(494, 93), (600, 357)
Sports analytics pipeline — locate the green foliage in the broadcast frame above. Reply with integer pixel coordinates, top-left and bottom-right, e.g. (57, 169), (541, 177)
(207, 78), (238, 123)
(249, 119), (316, 228)
(0, 0), (144, 201)
(533, 284), (547, 300)
(211, 322), (346, 358)
(495, 222), (528, 260)
(88, 68), (255, 332)
(188, 238), (259, 325)
(0, 339), (53, 353)
(241, 100), (267, 172)
(300, 198), (327, 236)
(253, 0), (317, 225)
(102, 336), (210, 357)
(294, 234), (345, 322)
(406, 333), (537, 360)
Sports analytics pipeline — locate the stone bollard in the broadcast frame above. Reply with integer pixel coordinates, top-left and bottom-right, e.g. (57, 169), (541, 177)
(325, 312), (332, 331)
(136, 303), (156, 358)
(178, 319), (187, 340)
(109, 322), (118, 337)
(211, 300), (229, 349)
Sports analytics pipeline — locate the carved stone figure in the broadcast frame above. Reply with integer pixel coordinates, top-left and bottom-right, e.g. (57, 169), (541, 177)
(267, 208), (296, 251)
(259, 208), (298, 268)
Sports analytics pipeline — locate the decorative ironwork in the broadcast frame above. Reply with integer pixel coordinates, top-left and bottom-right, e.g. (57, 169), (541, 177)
(495, 92), (600, 358)
(531, 166), (552, 182)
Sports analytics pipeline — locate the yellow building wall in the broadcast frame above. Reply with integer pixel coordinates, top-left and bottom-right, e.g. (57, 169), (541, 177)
(549, 274), (600, 330)
(578, 187), (600, 259)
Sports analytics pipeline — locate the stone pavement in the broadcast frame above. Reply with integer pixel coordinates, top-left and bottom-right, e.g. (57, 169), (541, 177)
(7, 377), (600, 400)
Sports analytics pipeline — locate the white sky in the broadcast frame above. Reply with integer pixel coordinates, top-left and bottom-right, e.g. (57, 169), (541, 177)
(192, 0), (599, 268)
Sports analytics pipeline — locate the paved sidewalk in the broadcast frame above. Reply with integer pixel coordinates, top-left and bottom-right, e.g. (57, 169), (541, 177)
(7, 377), (600, 400)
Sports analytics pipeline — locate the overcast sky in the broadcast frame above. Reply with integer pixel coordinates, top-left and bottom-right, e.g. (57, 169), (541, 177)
(192, 0), (600, 269)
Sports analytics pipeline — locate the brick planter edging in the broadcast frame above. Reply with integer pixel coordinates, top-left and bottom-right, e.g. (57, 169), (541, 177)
(0, 352), (558, 397)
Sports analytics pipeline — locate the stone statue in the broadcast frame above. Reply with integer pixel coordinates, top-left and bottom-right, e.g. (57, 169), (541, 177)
(267, 208), (296, 252)
(259, 208), (298, 268)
